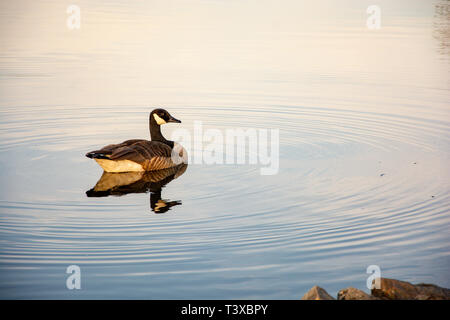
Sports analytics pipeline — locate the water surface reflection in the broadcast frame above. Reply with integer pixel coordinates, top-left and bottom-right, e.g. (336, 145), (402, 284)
(0, 0), (449, 299)
(86, 164), (188, 214)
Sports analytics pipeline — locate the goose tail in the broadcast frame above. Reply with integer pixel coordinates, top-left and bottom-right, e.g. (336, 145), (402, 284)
(85, 151), (110, 159)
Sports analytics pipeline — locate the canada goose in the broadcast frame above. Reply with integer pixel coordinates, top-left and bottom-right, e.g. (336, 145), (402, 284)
(86, 109), (187, 172)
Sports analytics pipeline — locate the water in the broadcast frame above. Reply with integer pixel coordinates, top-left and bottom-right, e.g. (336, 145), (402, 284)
(0, 0), (449, 299)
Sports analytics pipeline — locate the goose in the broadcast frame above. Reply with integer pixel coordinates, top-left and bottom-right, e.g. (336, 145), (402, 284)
(86, 109), (187, 172)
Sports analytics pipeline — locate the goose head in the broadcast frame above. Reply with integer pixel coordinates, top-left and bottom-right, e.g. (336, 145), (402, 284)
(150, 108), (181, 125)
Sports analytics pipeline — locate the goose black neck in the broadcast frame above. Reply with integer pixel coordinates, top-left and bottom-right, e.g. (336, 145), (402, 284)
(149, 115), (174, 148)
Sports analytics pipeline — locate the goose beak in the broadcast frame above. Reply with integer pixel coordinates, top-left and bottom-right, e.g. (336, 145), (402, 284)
(168, 116), (181, 123)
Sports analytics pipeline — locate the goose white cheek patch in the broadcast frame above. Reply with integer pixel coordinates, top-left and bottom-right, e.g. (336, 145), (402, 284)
(153, 113), (166, 125)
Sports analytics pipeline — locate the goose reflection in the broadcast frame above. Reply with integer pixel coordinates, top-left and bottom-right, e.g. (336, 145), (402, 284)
(86, 164), (188, 214)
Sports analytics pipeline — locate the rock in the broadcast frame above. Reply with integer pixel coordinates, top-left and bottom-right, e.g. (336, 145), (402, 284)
(371, 278), (450, 300)
(414, 283), (450, 300)
(371, 278), (418, 300)
(301, 286), (335, 300)
(337, 287), (375, 300)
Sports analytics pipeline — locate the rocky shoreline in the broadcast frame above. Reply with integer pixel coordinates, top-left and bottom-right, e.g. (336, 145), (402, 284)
(301, 278), (450, 300)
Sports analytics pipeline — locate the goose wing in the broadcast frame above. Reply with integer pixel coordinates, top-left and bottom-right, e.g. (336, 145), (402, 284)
(86, 139), (147, 159)
(86, 140), (177, 171)
(109, 140), (172, 162)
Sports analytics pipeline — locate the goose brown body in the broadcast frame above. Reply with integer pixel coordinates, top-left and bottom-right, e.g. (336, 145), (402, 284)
(86, 109), (187, 172)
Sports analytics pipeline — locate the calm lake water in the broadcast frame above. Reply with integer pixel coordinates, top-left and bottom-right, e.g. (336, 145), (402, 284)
(0, 0), (449, 299)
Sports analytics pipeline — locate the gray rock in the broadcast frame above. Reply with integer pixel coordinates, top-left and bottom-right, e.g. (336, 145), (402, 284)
(301, 285), (335, 300)
(337, 287), (375, 300)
